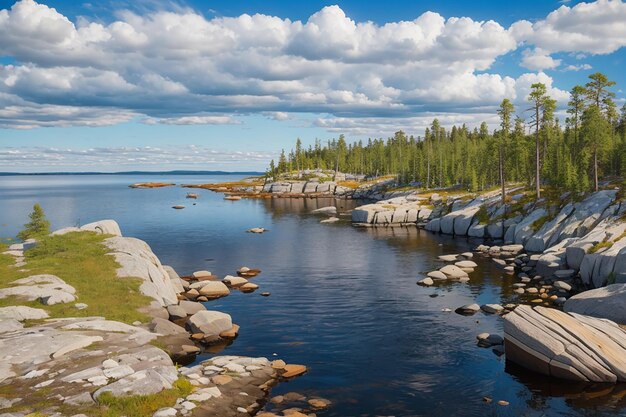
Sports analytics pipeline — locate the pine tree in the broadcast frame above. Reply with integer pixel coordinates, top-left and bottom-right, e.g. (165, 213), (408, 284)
(17, 204), (50, 241)
(581, 105), (611, 191)
(497, 98), (514, 203)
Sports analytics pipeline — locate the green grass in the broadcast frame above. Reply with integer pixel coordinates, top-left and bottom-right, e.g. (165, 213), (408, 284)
(588, 240), (613, 254)
(531, 215), (551, 232)
(0, 232), (151, 324)
(474, 205), (490, 225)
(90, 377), (193, 417)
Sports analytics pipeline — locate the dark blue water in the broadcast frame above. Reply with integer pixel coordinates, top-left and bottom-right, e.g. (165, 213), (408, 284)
(1, 175), (624, 417)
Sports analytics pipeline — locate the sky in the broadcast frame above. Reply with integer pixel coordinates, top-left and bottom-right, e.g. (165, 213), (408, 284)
(0, 0), (625, 172)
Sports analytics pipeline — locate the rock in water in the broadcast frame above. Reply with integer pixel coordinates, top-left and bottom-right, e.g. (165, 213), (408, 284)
(417, 277), (434, 286)
(455, 303), (480, 315)
(197, 281), (230, 299)
(503, 305), (626, 382)
(187, 311), (233, 337)
(312, 206), (337, 215)
(563, 284), (626, 325)
(439, 265), (469, 279)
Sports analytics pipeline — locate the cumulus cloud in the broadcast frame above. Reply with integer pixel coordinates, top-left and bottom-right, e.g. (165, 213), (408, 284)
(515, 0), (626, 61)
(520, 48), (561, 71)
(0, 0), (622, 133)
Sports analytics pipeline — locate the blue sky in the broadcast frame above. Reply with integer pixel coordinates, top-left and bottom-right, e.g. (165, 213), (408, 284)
(0, 0), (625, 172)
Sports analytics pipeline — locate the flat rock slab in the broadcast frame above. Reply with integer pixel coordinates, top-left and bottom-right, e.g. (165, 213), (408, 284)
(180, 355), (281, 417)
(504, 305), (626, 382)
(564, 284), (626, 325)
(0, 306), (49, 321)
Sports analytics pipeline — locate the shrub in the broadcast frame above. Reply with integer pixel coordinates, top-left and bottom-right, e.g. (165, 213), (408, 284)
(17, 204), (50, 241)
(474, 205), (490, 225)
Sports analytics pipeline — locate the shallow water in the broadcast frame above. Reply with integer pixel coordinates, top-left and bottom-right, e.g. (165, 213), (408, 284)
(1, 174), (625, 417)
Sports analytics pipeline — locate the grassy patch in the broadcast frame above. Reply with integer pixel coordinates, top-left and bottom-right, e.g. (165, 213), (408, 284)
(589, 240), (613, 254)
(90, 377), (192, 417)
(337, 180), (360, 189)
(531, 215), (551, 231)
(474, 205), (490, 225)
(0, 232), (151, 324)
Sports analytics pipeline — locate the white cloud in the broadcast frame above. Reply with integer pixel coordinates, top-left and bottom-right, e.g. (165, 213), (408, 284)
(0, 144), (274, 170)
(142, 115), (242, 125)
(563, 63), (593, 71)
(0, 0), (622, 134)
(520, 48), (561, 71)
(517, 0), (626, 54)
(263, 111), (290, 121)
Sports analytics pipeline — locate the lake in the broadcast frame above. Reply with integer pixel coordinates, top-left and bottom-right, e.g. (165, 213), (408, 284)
(1, 174), (625, 417)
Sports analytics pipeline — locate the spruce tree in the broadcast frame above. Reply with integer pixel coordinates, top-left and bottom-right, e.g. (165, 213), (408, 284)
(17, 204), (50, 241)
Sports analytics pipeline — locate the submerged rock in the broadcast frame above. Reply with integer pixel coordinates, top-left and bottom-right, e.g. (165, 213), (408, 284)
(455, 303), (480, 315)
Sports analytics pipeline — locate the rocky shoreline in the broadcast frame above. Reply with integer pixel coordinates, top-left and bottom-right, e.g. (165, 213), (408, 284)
(0, 220), (319, 417)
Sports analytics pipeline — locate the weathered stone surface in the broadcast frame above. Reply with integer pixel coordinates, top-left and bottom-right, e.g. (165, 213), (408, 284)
(455, 260), (477, 268)
(455, 303), (480, 315)
(179, 300), (206, 315)
(197, 281), (230, 299)
(80, 219), (123, 236)
(0, 319), (23, 333)
(417, 277), (434, 286)
(439, 265), (469, 279)
(427, 270), (447, 280)
(187, 311), (233, 336)
(504, 305), (626, 382)
(162, 265), (185, 293)
(105, 236), (178, 306)
(0, 274), (76, 306)
(223, 275), (248, 287)
(94, 366), (178, 398)
(564, 284), (626, 325)
(149, 318), (187, 335)
(0, 306), (49, 321)
(514, 208), (547, 246)
(481, 304), (504, 314)
(167, 304), (187, 320)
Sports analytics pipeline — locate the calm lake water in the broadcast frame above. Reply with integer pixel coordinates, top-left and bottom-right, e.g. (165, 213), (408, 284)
(1, 174), (625, 417)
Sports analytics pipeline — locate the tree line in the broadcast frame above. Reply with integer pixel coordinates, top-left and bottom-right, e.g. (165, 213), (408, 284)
(268, 72), (626, 198)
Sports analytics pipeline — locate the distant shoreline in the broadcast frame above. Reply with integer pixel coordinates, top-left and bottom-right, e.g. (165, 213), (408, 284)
(0, 170), (264, 176)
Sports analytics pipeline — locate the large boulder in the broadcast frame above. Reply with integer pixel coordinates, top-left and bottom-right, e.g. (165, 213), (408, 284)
(80, 220), (122, 237)
(525, 203), (574, 253)
(162, 265), (185, 294)
(179, 300), (206, 315)
(187, 311), (233, 336)
(564, 284), (626, 324)
(0, 275), (76, 306)
(351, 205), (377, 224)
(197, 281), (230, 299)
(504, 305), (626, 382)
(104, 237), (178, 307)
(515, 209), (547, 247)
(149, 318), (187, 335)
